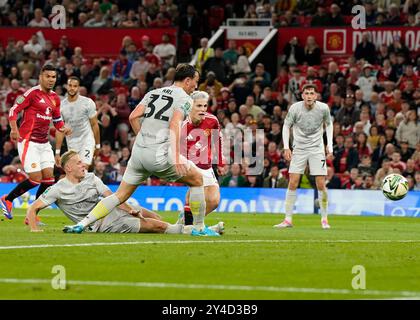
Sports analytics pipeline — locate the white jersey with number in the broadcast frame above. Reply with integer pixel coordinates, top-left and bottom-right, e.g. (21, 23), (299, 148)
(136, 85), (193, 149)
(61, 95), (97, 149)
(284, 100), (332, 151)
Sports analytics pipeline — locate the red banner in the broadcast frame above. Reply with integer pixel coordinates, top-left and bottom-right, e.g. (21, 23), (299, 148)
(278, 26), (420, 56)
(0, 27), (177, 56)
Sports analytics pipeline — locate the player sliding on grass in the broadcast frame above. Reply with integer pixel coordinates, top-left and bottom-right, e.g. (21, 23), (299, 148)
(274, 83), (333, 229)
(27, 150), (190, 235)
(178, 91), (226, 233)
(62, 64), (220, 236)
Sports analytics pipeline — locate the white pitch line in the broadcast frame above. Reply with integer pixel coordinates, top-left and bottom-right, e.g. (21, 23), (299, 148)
(0, 239), (420, 250)
(0, 278), (419, 298)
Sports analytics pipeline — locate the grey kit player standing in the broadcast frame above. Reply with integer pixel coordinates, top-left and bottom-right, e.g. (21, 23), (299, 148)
(63, 64), (219, 236)
(274, 84), (333, 229)
(55, 76), (101, 169)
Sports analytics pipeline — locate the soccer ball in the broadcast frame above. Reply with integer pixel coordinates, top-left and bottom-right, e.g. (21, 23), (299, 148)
(381, 173), (409, 201)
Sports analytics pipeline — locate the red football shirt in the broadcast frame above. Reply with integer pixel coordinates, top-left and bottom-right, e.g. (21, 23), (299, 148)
(181, 112), (225, 170)
(8, 85), (64, 143)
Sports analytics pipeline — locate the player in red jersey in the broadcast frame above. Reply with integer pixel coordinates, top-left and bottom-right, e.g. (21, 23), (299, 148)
(179, 91), (226, 231)
(1, 64), (72, 221)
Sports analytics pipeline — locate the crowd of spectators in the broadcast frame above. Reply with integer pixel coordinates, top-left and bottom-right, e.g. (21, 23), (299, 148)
(0, 1), (419, 192)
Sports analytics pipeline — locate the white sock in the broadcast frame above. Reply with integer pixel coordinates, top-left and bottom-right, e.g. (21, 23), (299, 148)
(189, 186), (206, 231)
(284, 189), (297, 223)
(318, 189), (328, 220)
(164, 223), (183, 234)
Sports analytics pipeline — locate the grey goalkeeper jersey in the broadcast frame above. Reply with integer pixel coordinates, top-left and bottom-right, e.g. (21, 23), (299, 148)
(39, 173), (110, 224)
(284, 100), (332, 150)
(61, 95), (97, 148)
(136, 85), (193, 148)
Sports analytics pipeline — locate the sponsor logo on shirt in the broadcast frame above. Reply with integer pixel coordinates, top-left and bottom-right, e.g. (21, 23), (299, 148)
(36, 113), (52, 120)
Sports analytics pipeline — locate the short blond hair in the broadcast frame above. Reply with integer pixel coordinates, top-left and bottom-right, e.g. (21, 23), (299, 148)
(60, 150), (79, 169)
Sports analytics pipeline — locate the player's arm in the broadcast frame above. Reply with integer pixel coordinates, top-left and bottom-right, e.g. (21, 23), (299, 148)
(282, 107), (295, 161)
(215, 119), (227, 175)
(26, 198), (49, 232)
(324, 107), (334, 155)
(26, 185), (59, 232)
(128, 103), (145, 135)
(52, 97), (72, 136)
(8, 93), (33, 142)
(89, 115), (101, 158)
(169, 109), (188, 176)
(54, 130), (65, 166)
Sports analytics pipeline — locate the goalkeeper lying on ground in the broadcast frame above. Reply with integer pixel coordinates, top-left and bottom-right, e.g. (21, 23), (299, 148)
(26, 149), (192, 234)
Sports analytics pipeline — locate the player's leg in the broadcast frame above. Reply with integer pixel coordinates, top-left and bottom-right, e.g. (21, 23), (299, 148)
(1, 141), (42, 219)
(181, 168), (220, 225)
(36, 168), (55, 199)
(308, 152), (330, 229)
(274, 150), (307, 228)
(177, 165), (214, 234)
(315, 176), (330, 229)
(72, 181), (138, 231)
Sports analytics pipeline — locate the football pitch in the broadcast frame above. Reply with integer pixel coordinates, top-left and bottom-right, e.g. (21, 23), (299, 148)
(0, 209), (420, 300)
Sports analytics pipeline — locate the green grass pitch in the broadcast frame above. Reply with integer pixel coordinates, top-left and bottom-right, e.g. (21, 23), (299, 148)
(0, 208), (420, 300)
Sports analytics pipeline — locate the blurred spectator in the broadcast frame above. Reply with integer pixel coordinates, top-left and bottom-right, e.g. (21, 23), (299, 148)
(245, 175), (263, 187)
(326, 166), (342, 189)
(354, 34), (376, 64)
(28, 8), (50, 27)
(303, 36), (321, 66)
(311, 6), (329, 26)
(193, 37), (214, 74)
(198, 71), (222, 98)
(202, 47), (228, 84)
(288, 69), (305, 103)
(91, 66), (112, 95)
(85, 12), (106, 27)
(129, 52), (150, 81)
(112, 50), (132, 83)
(400, 140), (414, 162)
(163, 67), (175, 87)
(153, 34), (176, 71)
(283, 36), (304, 66)
(396, 110), (419, 149)
(220, 164), (247, 187)
(334, 136), (359, 174)
(94, 161), (110, 184)
(248, 63), (271, 90)
(223, 40), (238, 69)
(263, 165), (288, 188)
(5, 79), (24, 109)
(23, 34), (43, 57)
(0, 141), (17, 168)
(358, 155), (375, 177)
(326, 3), (345, 26)
(232, 46), (251, 75)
